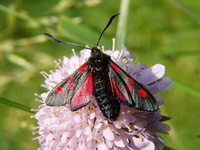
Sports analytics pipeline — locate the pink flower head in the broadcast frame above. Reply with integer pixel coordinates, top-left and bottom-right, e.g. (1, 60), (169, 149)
(33, 44), (172, 150)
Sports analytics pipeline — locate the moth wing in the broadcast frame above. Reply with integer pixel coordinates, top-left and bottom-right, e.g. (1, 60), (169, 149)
(108, 61), (158, 111)
(70, 73), (94, 110)
(45, 78), (71, 106)
(45, 62), (94, 110)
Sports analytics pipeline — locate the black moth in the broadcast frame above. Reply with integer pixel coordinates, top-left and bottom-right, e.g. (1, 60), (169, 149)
(45, 13), (158, 121)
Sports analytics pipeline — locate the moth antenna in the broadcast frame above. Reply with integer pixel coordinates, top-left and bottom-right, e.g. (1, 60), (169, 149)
(95, 13), (120, 47)
(44, 33), (90, 49)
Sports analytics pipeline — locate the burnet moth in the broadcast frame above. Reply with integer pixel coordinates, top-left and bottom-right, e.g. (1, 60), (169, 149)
(44, 13), (158, 121)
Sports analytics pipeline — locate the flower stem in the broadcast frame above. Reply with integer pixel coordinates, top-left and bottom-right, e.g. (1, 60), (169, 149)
(0, 97), (34, 114)
(116, 0), (130, 49)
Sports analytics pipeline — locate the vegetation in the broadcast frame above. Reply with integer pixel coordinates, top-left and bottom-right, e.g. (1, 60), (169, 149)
(0, 0), (200, 149)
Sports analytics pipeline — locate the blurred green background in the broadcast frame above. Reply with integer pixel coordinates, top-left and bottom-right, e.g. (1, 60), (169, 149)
(0, 0), (200, 149)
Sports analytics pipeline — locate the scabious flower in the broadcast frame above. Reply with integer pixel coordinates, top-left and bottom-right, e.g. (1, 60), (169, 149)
(33, 43), (172, 150)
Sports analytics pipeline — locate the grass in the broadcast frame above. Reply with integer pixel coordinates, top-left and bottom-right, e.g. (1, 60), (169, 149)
(0, 0), (200, 149)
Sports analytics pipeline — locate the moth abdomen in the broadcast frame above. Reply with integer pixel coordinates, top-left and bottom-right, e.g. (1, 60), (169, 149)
(93, 73), (120, 120)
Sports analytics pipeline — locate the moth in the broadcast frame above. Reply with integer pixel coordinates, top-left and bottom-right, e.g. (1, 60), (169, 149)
(45, 13), (158, 120)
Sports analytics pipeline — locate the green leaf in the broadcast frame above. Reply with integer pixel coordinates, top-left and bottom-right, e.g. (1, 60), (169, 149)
(0, 97), (34, 114)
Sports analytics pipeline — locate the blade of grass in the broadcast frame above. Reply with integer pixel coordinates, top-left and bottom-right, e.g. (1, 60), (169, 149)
(173, 80), (200, 98)
(0, 97), (34, 114)
(163, 50), (200, 58)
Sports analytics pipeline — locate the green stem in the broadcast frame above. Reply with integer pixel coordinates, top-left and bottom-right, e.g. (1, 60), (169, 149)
(116, 0), (130, 49)
(0, 97), (34, 114)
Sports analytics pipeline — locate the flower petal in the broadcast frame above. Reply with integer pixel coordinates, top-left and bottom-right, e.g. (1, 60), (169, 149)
(147, 77), (173, 94)
(114, 135), (125, 147)
(83, 126), (91, 135)
(97, 143), (108, 150)
(133, 137), (155, 150)
(140, 64), (165, 84)
(103, 127), (115, 141)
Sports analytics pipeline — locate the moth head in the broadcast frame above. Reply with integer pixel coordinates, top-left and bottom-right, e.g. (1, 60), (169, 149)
(90, 47), (102, 58)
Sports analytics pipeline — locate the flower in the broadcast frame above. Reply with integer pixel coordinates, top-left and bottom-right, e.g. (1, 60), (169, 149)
(33, 44), (172, 150)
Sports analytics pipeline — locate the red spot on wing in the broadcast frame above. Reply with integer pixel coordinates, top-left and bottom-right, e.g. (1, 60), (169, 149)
(71, 73), (93, 110)
(55, 86), (63, 94)
(137, 89), (147, 98)
(110, 62), (120, 73)
(125, 84), (133, 92)
(126, 78), (134, 91)
(66, 76), (72, 82)
(109, 77), (128, 102)
(68, 83), (75, 90)
(128, 77), (134, 84)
